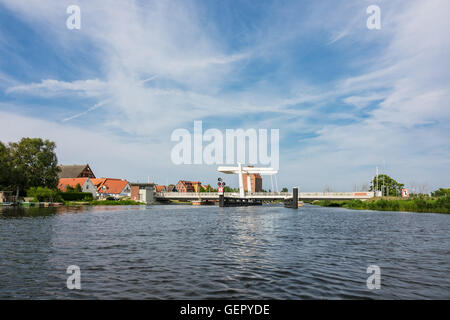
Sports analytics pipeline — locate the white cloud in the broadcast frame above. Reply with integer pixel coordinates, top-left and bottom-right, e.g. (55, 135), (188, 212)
(6, 79), (108, 97)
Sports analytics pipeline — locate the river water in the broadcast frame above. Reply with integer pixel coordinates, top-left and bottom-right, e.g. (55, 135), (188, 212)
(0, 204), (449, 299)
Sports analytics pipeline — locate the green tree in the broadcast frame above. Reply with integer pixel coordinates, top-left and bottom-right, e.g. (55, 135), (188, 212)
(370, 174), (404, 197)
(0, 141), (10, 189)
(8, 138), (60, 195)
(281, 187), (288, 192)
(431, 188), (450, 197)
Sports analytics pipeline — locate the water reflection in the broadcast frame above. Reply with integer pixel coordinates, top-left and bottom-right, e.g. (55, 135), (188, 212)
(0, 205), (148, 218)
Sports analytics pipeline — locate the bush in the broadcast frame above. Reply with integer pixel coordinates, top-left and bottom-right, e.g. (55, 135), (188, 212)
(59, 192), (93, 201)
(345, 199), (365, 209)
(27, 187), (61, 202)
(313, 195), (450, 214)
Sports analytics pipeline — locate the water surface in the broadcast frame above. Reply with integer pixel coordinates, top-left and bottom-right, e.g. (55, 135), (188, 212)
(0, 204), (449, 299)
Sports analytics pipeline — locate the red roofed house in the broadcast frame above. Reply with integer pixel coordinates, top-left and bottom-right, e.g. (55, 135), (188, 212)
(155, 185), (166, 193)
(166, 184), (176, 192)
(176, 180), (195, 193)
(191, 181), (202, 192)
(91, 178), (131, 199)
(57, 178), (97, 198)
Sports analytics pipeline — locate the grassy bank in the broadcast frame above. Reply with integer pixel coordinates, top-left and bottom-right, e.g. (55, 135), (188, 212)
(313, 196), (450, 214)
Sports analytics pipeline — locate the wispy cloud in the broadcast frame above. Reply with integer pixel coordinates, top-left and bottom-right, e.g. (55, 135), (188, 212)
(6, 79), (108, 97)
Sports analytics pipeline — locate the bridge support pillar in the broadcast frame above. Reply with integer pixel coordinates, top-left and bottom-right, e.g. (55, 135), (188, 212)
(284, 187), (299, 209)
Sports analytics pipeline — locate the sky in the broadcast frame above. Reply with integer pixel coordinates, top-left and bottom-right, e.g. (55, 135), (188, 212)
(0, 0), (449, 192)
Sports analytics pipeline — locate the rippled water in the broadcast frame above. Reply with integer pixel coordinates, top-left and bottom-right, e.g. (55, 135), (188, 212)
(0, 204), (449, 299)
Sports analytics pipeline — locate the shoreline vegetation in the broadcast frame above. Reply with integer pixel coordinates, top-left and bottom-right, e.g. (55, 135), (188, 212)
(312, 196), (450, 214)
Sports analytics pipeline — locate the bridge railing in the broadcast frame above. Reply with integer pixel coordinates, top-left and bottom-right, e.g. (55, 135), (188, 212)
(250, 192), (291, 196)
(156, 192), (239, 197)
(155, 191), (375, 199)
(156, 192), (290, 197)
(298, 192), (374, 197)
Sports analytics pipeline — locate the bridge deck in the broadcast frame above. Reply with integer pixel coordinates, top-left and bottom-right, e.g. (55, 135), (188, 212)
(155, 192), (374, 201)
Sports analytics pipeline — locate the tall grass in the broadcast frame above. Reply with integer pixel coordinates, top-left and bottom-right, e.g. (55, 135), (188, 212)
(313, 196), (450, 214)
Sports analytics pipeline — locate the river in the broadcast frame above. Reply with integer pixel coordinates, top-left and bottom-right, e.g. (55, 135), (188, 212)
(0, 204), (449, 299)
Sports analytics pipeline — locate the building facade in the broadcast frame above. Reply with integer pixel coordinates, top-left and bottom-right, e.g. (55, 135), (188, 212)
(242, 173), (263, 192)
(176, 180), (196, 193)
(130, 183), (155, 203)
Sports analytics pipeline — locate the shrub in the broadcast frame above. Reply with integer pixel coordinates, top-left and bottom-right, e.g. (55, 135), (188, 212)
(27, 187), (61, 202)
(59, 192), (93, 201)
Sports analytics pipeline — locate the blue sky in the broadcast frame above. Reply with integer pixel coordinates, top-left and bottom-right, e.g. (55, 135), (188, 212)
(0, 0), (449, 192)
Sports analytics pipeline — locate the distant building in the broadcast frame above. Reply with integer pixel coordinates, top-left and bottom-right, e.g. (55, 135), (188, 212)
(166, 184), (176, 192)
(130, 183), (154, 203)
(176, 180), (196, 193)
(57, 178), (97, 198)
(91, 178), (131, 198)
(58, 164), (96, 179)
(242, 173), (262, 192)
(191, 181), (202, 192)
(0, 191), (15, 203)
(155, 185), (166, 193)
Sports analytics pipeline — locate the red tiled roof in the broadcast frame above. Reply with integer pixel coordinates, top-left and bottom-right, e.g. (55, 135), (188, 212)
(58, 178), (88, 192)
(155, 185), (166, 192)
(91, 178), (129, 194)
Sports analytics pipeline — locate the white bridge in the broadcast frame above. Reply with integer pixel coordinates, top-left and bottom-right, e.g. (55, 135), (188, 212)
(155, 164), (374, 202)
(155, 191), (375, 201)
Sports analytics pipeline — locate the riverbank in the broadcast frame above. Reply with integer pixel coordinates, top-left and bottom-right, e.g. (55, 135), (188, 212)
(3, 199), (144, 207)
(312, 196), (450, 214)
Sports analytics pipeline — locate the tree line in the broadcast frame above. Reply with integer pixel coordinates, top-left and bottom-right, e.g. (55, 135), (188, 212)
(0, 138), (60, 196)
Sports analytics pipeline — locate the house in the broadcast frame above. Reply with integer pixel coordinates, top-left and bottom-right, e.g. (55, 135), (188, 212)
(57, 178), (97, 198)
(166, 184), (176, 192)
(155, 185), (166, 193)
(91, 178), (131, 199)
(176, 180), (196, 193)
(58, 164), (96, 179)
(191, 181), (202, 192)
(130, 183), (154, 203)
